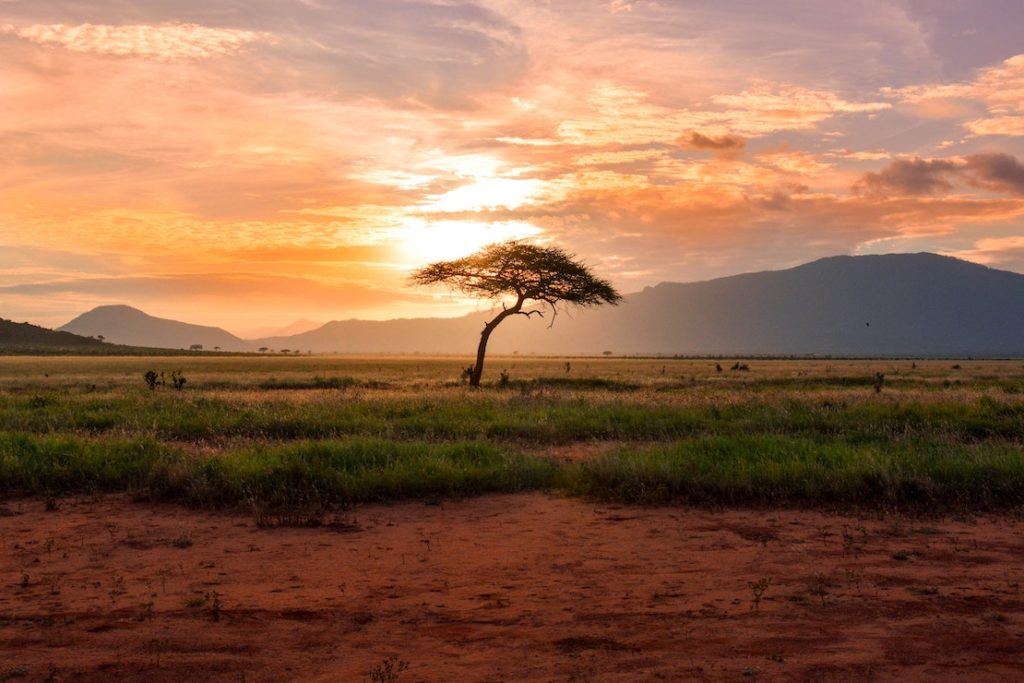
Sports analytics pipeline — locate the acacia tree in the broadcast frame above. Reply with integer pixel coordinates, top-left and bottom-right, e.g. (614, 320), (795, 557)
(410, 241), (622, 387)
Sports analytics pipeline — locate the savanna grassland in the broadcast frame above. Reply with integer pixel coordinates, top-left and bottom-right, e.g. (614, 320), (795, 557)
(3, 355), (1024, 511)
(3, 356), (1024, 681)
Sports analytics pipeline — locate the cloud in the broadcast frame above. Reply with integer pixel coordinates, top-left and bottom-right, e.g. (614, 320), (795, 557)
(855, 153), (1024, 197)
(855, 157), (961, 196)
(0, 272), (406, 305)
(965, 153), (1024, 195)
(679, 132), (746, 153)
(1, 22), (269, 60)
(552, 82), (889, 147)
(2, 1), (1024, 327)
(947, 236), (1024, 269)
(886, 53), (1024, 136)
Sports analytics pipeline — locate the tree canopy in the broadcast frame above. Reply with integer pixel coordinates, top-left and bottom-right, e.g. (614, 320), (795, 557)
(410, 241), (622, 386)
(410, 241), (621, 316)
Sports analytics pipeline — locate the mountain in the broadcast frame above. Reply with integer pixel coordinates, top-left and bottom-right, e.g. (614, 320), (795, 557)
(0, 318), (109, 352)
(237, 319), (322, 340)
(59, 305), (252, 351)
(55, 254), (1024, 356)
(256, 253), (1024, 357)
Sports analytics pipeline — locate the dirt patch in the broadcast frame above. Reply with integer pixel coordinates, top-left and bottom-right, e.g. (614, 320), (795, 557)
(2, 495), (1023, 681)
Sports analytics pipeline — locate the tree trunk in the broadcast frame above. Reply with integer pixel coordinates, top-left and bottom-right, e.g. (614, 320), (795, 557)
(469, 300), (521, 387)
(469, 324), (495, 387)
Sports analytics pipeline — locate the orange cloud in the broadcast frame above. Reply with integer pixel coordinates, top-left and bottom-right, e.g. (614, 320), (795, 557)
(1, 22), (269, 60)
(1, 1), (1023, 328)
(887, 54), (1024, 137)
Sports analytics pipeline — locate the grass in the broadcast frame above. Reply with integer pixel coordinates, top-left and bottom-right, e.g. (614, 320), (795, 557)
(1, 356), (1024, 511)
(561, 436), (1024, 509)
(1, 430), (1022, 511)
(0, 433), (555, 507)
(4, 391), (1024, 445)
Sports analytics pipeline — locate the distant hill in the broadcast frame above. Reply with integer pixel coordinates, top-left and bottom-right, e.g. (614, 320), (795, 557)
(255, 253), (1024, 357)
(59, 305), (252, 351)
(238, 319), (322, 340)
(0, 318), (109, 352)
(55, 254), (1024, 357)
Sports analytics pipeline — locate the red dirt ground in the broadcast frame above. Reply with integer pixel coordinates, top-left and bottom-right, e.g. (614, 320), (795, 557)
(2, 494), (1023, 681)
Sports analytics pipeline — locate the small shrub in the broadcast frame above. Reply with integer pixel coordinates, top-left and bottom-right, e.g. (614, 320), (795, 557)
(143, 371), (160, 391)
(171, 534), (193, 549)
(370, 655), (410, 683)
(749, 576), (771, 612)
(207, 591), (221, 621)
(28, 395), (49, 409)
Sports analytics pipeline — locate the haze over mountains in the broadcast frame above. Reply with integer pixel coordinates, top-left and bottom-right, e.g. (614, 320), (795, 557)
(55, 254), (1024, 357)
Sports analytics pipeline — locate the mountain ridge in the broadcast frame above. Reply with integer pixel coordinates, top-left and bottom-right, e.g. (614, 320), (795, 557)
(59, 305), (252, 351)
(53, 253), (1024, 357)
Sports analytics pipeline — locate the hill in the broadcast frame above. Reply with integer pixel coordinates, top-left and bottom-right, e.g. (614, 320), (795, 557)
(59, 305), (252, 351)
(55, 254), (1024, 357)
(256, 253), (1024, 357)
(0, 318), (109, 352)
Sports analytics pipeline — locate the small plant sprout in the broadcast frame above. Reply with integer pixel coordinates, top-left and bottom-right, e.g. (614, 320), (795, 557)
(749, 576), (772, 612)
(808, 573), (832, 606)
(207, 590), (222, 621)
(370, 655), (410, 683)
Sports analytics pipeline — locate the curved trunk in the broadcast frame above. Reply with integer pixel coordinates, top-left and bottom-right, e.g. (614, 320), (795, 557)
(469, 299), (522, 387)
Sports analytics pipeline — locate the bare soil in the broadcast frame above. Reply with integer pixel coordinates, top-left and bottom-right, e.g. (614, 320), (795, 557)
(2, 494), (1023, 681)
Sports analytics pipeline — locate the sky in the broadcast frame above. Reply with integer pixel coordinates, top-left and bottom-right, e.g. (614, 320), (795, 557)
(2, 0), (1024, 335)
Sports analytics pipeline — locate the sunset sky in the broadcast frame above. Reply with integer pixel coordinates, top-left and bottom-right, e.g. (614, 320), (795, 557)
(2, 1), (1024, 334)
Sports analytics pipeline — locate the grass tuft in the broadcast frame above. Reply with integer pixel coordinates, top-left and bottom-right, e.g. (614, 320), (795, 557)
(560, 436), (1024, 510)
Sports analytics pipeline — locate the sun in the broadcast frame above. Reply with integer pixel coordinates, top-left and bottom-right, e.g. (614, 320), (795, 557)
(398, 219), (543, 264)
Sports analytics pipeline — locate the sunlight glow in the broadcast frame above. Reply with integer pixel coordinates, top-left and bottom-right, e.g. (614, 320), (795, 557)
(398, 219), (543, 264)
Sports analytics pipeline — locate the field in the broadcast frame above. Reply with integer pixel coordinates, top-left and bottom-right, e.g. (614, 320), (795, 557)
(2, 356), (1024, 680)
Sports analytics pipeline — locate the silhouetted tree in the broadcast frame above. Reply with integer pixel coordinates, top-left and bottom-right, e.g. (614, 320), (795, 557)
(410, 241), (621, 387)
(258, 347), (269, 353)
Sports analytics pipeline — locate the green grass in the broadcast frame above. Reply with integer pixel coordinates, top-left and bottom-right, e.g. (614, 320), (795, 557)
(2, 431), (1022, 511)
(561, 436), (1024, 510)
(4, 392), (1024, 445)
(0, 433), (556, 507)
(2, 356), (1024, 512)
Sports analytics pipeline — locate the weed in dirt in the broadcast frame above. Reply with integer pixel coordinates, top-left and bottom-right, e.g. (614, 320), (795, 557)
(369, 655), (410, 683)
(0, 666), (28, 682)
(170, 533), (193, 549)
(207, 591), (222, 621)
(807, 573), (833, 606)
(749, 576), (772, 612)
(184, 595), (206, 609)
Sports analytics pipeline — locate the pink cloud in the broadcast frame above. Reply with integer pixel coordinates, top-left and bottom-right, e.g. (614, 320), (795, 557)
(1, 22), (269, 61)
